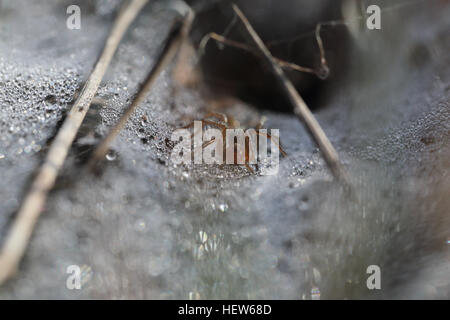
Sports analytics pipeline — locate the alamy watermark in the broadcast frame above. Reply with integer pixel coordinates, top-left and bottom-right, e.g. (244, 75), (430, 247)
(66, 264), (92, 290)
(366, 5), (381, 30)
(170, 121), (282, 175)
(366, 265), (381, 290)
(66, 5), (81, 30)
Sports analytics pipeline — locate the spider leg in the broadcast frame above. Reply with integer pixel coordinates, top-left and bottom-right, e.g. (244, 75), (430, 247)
(181, 121), (195, 129)
(182, 119), (227, 131)
(201, 119), (227, 130)
(257, 131), (288, 157)
(255, 116), (267, 130)
(203, 112), (228, 124)
(182, 120), (227, 151)
(199, 32), (317, 76)
(202, 138), (216, 148)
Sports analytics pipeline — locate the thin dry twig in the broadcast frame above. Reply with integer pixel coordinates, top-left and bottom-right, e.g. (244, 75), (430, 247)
(89, 7), (195, 167)
(0, 0), (149, 285)
(231, 3), (348, 183)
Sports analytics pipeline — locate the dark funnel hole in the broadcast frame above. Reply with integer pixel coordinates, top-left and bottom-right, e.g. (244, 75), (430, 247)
(189, 0), (352, 112)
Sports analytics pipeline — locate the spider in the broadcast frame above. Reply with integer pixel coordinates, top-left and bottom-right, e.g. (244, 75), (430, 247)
(181, 111), (287, 174)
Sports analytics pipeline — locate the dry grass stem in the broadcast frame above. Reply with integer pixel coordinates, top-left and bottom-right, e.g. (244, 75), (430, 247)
(0, 0), (149, 285)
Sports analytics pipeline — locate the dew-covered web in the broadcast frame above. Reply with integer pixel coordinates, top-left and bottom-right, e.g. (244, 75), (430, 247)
(0, 0), (449, 299)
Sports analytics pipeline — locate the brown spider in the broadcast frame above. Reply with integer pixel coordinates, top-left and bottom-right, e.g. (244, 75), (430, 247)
(182, 111), (287, 174)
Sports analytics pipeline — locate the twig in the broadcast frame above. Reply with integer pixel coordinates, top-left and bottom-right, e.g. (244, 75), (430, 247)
(0, 0), (148, 285)
(231, 3), (348, 183)
(314, 24), (330, 79)
(89, 8), (195, 167)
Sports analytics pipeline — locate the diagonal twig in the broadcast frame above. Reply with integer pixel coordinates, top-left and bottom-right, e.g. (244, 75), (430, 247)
(231, 3), (348, 183)
(0, 0), (149, 285)
(89, 7), (195, 167)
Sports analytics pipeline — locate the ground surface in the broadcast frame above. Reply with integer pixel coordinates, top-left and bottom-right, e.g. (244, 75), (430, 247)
(0, 0), (449, 299)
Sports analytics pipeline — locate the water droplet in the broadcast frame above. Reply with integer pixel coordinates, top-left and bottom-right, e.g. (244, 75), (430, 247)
(298, 198), (309, 211)
(105, 150), (117, 161)
(148, 256), (170, 277)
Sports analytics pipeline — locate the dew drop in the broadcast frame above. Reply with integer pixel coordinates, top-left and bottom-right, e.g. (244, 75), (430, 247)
(105, 150), (117, 161)
(218, 203), (228, 213)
